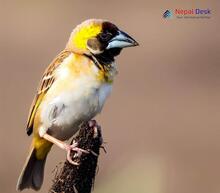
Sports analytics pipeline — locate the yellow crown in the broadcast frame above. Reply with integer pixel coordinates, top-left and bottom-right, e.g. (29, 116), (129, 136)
(66, 19), (105, 53)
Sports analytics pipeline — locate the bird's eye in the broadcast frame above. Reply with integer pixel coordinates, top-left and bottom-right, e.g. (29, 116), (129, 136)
(99, 32), (112, 42)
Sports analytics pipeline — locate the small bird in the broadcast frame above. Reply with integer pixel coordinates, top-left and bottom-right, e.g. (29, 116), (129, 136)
(17, 19), (138, 191)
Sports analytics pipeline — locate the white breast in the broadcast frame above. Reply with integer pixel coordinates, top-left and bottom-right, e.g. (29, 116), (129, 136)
(97, 83), (112, 112)
(40, 74), (112, 140)
(39, 53), (116, 140)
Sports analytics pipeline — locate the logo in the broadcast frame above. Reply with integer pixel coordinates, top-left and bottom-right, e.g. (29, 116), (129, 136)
(163, 8), (211, 19)
(163, 10), (172, 18)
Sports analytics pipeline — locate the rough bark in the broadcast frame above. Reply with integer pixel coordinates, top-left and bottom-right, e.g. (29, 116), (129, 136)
(50, 121), (103, 193)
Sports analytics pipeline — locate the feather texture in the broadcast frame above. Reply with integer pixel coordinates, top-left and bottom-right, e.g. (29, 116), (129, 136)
(26, 51), (72, 135)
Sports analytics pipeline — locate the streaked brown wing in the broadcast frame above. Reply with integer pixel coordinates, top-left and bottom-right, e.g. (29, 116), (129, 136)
(26, 50), (72, 135)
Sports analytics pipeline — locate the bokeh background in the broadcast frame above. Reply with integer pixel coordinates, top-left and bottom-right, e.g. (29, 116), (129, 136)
(1, 0), (220, 193)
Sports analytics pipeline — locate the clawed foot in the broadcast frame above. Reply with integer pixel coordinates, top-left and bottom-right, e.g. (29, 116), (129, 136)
(65, 142), (89, 165)
(100, 145), (107, 153)
(88, 120), (100, 139)
(88, 120), (97, 127)
(64, 120), (99, 165)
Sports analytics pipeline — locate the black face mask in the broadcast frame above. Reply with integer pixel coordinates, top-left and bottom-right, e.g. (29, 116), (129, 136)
(93, 48), (122, 65)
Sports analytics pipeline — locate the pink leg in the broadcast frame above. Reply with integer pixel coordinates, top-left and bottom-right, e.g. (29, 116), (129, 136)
(87, 120), (99, 156)
(88, 120), (97, 127)
(43, 133), (88, 165)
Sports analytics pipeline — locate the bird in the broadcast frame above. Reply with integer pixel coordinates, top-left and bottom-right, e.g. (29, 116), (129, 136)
(16, 19), (138, 191)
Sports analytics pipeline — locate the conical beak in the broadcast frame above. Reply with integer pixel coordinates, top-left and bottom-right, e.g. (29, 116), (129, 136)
(106, 30), (139, 50)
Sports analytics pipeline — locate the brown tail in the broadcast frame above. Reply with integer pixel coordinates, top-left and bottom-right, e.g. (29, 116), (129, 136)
(16, 147), (47, 191)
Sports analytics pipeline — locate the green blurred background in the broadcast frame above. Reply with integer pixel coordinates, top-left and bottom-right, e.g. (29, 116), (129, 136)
(0, 0), (220, 193)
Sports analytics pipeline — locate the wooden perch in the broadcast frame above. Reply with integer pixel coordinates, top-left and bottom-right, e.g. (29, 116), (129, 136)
(50, 121), (103, 193)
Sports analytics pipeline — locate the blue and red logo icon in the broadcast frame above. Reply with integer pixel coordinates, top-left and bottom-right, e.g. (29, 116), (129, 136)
(163, 10), (172, 18)
(163, 8), (211, 19)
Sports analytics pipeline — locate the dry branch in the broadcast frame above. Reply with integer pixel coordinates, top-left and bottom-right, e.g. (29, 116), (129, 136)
(50, 121), (103, 193)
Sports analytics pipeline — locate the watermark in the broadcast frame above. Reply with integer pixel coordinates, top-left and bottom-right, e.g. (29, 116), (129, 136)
(163, 10), (172, 18)
(163, 8), (211, 19)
